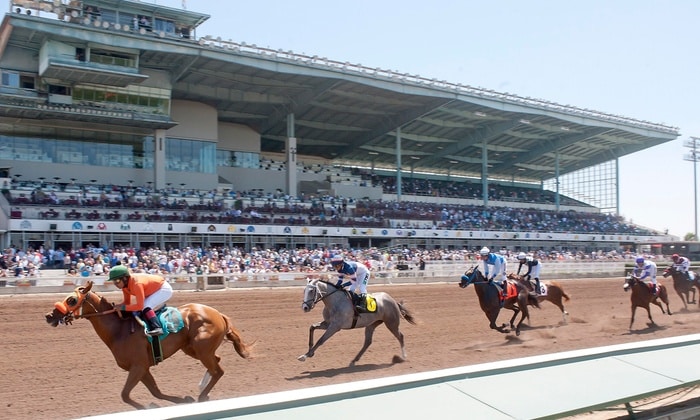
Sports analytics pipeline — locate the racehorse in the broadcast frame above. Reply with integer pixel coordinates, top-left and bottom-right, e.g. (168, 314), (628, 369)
(662, 266), (700, 310)
(45, 281), (254, 409)
(507, 273), (571, 324)
(298, 278), (417, 366)
(623, 274), (672, 329)
(459, 266), (539, 336)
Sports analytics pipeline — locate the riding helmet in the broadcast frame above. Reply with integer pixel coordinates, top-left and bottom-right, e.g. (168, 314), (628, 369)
(517, 252), (527, 260)
(479, 247), (490, 256)
(330, 254), (343, 264)
(672, 254), (680, 261)
(108, 264), (129, 281)
(635, 256), (645, 264)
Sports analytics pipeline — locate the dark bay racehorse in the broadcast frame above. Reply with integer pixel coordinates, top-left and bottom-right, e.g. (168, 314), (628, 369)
(623, 274), (671, 329)
(663, 266), (700, 310)
(298, 278), (417, 366)
(507, 273), (571, 324)
(45, 281), (254, 409)
(460, 266), (539, 336)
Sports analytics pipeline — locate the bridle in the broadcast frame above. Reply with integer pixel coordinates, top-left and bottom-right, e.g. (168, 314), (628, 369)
(461, 267), (488, 286)
(302, 280), (344, 308)
(55, 289), (118, 324)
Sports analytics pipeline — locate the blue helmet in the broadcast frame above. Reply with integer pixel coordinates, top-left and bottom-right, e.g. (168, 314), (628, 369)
(635, 257), (645, 264)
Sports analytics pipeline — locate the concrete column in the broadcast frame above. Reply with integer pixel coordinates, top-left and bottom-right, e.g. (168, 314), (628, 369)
(286, 114), (297, 198)
(154, 129), (166, 190)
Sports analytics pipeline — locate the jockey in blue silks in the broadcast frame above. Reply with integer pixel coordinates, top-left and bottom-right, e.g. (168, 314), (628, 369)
(330, 254), (370, 310)
(479, 247), (508, 301)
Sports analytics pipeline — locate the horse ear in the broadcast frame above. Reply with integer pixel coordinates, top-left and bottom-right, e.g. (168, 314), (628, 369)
(83, 281), (93, 293)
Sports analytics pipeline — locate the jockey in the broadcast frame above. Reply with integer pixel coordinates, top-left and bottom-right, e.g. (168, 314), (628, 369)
(109, 264), (173, 336)
(633, 256), (658, 296)
(671, 253), (694, 281)
(331, 254), (370, 310)
(479, 247), (507, 301)
(517, 252), (542, 295)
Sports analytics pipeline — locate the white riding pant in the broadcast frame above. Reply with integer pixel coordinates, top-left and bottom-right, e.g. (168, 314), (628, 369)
(348, 272), (370, 294)
(143, 281), (173, 311)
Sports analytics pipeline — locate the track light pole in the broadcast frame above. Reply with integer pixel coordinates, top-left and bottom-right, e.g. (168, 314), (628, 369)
(683, 137), (700, 239)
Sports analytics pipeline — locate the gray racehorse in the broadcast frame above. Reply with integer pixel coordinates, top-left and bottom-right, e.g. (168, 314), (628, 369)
(298, 278), (417, 366)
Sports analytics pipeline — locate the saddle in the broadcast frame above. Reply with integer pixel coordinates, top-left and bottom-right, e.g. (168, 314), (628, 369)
(502, 282), (518, 300)
(132, 307), (185, 364)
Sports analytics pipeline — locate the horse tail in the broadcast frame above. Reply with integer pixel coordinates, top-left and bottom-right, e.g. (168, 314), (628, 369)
(397, 301), (418, 325)
(550, 281), (571, 301)
(222, 314), (255, 359)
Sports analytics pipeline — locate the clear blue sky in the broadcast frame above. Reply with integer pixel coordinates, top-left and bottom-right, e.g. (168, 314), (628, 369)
(153, 0), (700, 238)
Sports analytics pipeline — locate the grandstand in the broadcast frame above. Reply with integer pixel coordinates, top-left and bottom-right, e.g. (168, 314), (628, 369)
(0, 0), (680, 253)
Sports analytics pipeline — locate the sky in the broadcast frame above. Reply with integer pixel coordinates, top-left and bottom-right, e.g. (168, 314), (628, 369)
(150, 0), (700, 238)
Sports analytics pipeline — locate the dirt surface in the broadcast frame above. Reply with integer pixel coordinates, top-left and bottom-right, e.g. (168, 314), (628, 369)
(2, 277), (700, 419)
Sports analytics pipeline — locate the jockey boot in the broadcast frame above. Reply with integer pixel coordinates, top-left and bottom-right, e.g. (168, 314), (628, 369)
(535, 279), (541, 295)
(142, 307), (163, 336)
(355, 293), (366, 311)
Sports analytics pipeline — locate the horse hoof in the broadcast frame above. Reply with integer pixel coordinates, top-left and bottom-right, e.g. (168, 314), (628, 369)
(297, 354), (307, 362)
(184, 396), (195, 403)
(516, 330), (520, 337)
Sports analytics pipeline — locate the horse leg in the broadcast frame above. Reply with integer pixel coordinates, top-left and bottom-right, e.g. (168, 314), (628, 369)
(298, 322), (340, 361)
(652, 297), (667, 315)
(140, 370), (194, 404)
(645, 305), (656, 327)
(196, 354), (224, 402)
(383, 315), (408, 362)
(508, 306), (520, 330)
(677, 290), (688, 310)
(549, 296), (568, 324)
(351, 322), (381, 366)
(629, 305), (637, 330)
(121, 368), (148, 409)
(297, 320), (326, 361)
(487, 309), (507, 333)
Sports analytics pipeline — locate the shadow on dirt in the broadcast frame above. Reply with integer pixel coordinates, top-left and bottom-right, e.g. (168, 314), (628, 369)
(287, 362), (396, 380)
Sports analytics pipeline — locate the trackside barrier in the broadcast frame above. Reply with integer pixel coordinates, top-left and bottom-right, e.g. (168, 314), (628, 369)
(78, 334), (700, 420)
(0, 261), (629, 295)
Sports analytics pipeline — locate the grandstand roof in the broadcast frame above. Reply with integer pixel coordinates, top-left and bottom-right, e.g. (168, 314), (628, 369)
(2, 5), (680, 183)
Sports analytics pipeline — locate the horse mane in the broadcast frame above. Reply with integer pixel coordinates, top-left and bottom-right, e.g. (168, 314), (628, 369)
(314, 279), (344, 290)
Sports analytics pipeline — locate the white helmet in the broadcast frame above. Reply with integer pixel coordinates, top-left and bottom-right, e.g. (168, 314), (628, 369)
(479, 247), (490, 256)
(517, 252), (527, 260)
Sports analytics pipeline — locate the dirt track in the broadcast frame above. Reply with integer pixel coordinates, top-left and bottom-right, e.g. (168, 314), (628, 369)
(2, 277), (699, 419)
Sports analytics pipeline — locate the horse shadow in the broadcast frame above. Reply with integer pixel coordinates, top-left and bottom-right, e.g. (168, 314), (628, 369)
(624, 324), (668, 335)
(287, 362), (396, 380)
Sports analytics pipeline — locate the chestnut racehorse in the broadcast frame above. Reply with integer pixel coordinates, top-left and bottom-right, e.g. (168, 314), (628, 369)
(298, 278), (417, 365)
(45, 281), (254, 409)
(662, 266), (700, 310)
(459, 266), (539, 336)
(623, 274), (671, 329)
(507, 273), (571, 324)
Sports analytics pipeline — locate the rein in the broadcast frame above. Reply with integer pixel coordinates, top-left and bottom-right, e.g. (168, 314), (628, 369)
(304, 280), (345, 306)
(66, 292), (118, 320)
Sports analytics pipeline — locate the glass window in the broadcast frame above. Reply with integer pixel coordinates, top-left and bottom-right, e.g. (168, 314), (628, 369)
(1, 71), (19, 87)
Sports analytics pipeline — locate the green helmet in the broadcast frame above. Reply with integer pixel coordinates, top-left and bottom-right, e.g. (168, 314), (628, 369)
(108, 265), (129, 281)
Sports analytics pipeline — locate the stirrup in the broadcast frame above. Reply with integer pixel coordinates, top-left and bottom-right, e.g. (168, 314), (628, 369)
(146, 328), (163, 336)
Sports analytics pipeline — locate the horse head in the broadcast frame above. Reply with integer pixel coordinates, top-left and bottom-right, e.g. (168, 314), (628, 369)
(45, 281), (111, 326)
(459, 266), (483, 288)
(662, 266), (675, 278)
(301, 278), (322, 312)
(623, 273), (640, 292)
